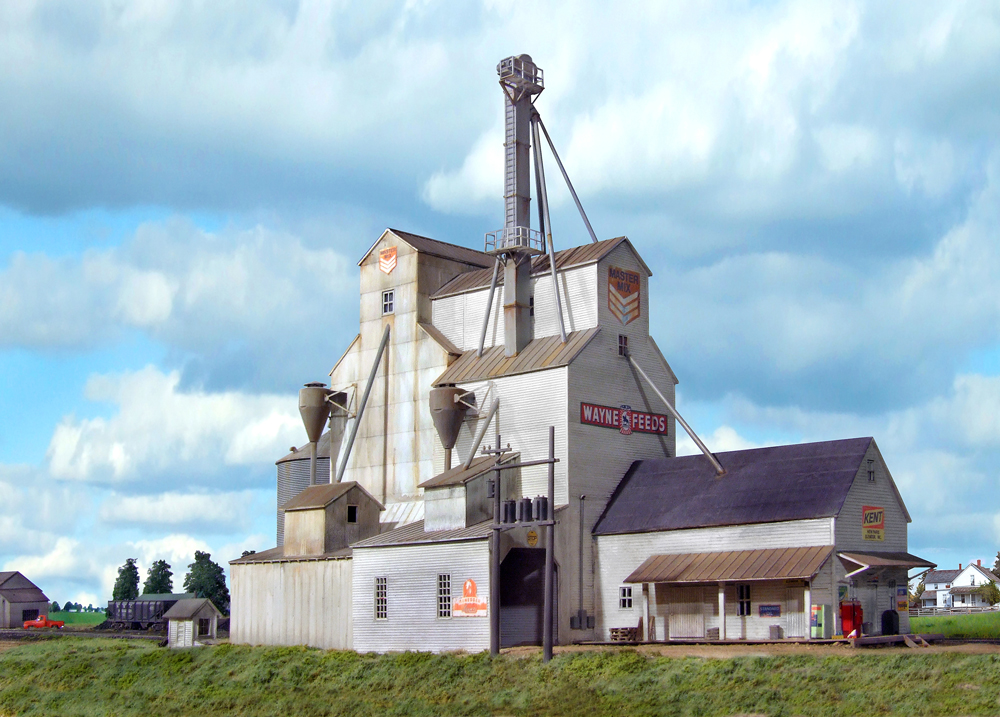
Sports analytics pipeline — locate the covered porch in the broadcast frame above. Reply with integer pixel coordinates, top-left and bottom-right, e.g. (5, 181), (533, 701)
(622, 546), (835, 641)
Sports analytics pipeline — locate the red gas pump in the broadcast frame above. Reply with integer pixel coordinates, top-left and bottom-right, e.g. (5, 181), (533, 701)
(840, 600), (863, 637)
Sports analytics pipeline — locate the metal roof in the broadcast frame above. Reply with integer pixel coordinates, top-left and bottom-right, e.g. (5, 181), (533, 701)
(351, 519), (491, 549)
(432, 327), (600, 387)
(925, 569), (961, 583)
(417, 321), (462, 357)
(162, 598), (223, 620)
(432, 236), (639, 299)
(0, 587), (49, 604)
(418, 453), (519, 489)
(276, 429), (332, 465)
(358, 229), (492, 269)
(229, 546), (353, 565)
(624, 546), (834, 584)
(594, 437), (878, 536)
(838, 551), (936, 570)
(281, 481), (384, 512)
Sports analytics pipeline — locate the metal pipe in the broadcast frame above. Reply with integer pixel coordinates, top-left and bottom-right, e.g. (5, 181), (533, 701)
(578, 495), (585, 623)
(625, 353), (726, 476)
(335, 325), (390, 482)
(477, 259), (501, 358)
(490, 432), (502, 657)
(309, 441), (318, 486)
(543, 426), (555, 662)
(464, 397), (500, 469)
(532, 117), (567, 344)
(536, 115), (599, 244)
(444, 448), (452, 471)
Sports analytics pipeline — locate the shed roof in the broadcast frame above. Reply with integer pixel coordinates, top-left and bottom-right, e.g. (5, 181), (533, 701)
(229, 546), (353, 565)
(419, 453), (519, 489)
(418, 321), (462, 357)
(949, 586), (981, 595)
(351, 519), (491, 549)
(281, 481), (384, 513)
(358, 229), (492, 269)
(624, 546), (834, 584)
(0, 587), (50, 604)
(432, 327), (599, 387)
(432, 236), (645, 298)
(162, 598), (223, 620)
(838, 551), (935, 570)
(594, 437), (883, 536)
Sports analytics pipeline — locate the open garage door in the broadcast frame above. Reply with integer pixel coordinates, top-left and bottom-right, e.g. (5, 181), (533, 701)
(500, 548), (557, 648)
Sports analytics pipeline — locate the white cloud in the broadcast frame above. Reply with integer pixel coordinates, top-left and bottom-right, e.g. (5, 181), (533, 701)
(99, 490), (254, 530)
(676, 425), (761, 457)
(46, 366), (301, 483)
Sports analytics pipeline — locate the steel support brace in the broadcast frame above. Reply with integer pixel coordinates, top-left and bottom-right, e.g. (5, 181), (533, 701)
(477, 259), (501, 358)
(536, 115), (599, 244)
(532, 116), (567, 344)
(335, 325), (390, 482)
(464, 398), (500, 469)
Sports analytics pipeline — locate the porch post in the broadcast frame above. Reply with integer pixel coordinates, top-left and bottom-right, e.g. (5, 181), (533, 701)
(642, 583), (650, 641)
(718, 583), (726, 640)
(804, 582), (812, 641)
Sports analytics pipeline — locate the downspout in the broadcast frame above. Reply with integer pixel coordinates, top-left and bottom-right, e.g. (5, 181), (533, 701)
(335, 325), (390, 482)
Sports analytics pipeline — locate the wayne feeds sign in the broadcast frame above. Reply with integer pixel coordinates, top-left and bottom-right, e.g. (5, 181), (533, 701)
(862, 506), (885, 541)
(581, 402), (669, 436)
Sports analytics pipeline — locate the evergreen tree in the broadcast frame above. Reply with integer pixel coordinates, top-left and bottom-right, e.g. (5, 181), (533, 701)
(142, 559), (174, 595)
(112, 558), (140, 601)
(50, 601), (60, 613)
(183, 551), (230, 613)
(993, 552), (1000, 576)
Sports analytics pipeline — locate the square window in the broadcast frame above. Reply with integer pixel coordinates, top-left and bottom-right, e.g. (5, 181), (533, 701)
(737, 584), (751, 616)
(382, 289), (394, 315)
(619, 586), (633, 609)
(375, 577), (388, 620)
(438, 574), (452, 618)
(618, 334), (629, 356)
(347, 505), (358, 523)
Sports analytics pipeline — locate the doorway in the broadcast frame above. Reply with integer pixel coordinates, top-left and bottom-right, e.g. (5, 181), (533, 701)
(499, 548), (557, 647)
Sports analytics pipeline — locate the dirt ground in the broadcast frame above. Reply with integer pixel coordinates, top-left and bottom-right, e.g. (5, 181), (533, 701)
(0, 641), (21, 655)
(505, 641), (1000, 659)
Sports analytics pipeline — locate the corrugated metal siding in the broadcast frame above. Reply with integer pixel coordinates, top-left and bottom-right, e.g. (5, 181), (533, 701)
(352, 540), (490, 653)
(230, 558), (353, 649)
(531, 264), (598, 338)
(277, 458), (328, 547)
(594, 518), (834, 639)
(834, 442), (908, 553)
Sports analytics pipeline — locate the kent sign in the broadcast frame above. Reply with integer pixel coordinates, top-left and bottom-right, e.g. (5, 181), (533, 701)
(580, 402), (669, 436)
(862, 505), (885, 542)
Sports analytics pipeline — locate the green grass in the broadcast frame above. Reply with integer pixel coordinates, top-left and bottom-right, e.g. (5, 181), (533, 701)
(46, 611), (107, 626)
(3, 640), (1000, 716)
(912, 610), (1000, 638)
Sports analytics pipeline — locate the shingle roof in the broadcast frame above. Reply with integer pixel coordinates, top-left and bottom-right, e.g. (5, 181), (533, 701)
(351, 519), (491, 548)
(593, 437), (876, 536)
(358, 229), (492, 269)
(925, 569), (961, 584)
(432, 236), (638, 299)
(432, 328), (599, 386)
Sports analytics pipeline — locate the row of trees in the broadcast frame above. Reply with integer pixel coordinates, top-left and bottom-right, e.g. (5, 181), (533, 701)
(112, 551), (230, 613)
(50, 602), (101, 613)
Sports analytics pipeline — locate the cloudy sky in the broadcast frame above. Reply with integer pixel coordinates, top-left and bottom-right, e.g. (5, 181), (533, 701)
(2, 0), (999, 606)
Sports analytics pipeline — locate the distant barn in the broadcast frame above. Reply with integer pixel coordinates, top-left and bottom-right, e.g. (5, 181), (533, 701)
(0, 571), (50, 628)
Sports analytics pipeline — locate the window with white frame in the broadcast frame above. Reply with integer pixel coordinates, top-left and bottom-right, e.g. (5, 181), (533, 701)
(437, 574), (452, 618)
(619, 586), (633, 609)
(737, 584), (751, 616)
(382, 289), (394, 315)
(374, 577), (387, 620)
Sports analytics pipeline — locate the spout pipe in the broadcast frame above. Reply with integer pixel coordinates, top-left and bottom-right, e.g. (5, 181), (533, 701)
(335, 325), (390, 482)
(477, 259), (501, 358)
(464, 397), (500, 470)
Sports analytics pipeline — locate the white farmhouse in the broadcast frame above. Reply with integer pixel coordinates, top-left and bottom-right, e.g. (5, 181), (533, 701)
(920, 561), (999, 609)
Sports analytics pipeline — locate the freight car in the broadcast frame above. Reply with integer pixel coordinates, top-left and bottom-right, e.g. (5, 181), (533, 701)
(106, 593), (194, 630)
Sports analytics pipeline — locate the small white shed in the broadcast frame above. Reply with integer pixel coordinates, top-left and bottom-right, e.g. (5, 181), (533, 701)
(163, 598), (223, 648)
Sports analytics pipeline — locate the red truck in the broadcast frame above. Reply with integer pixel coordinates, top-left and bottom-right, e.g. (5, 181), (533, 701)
(23, 615), (65, 629)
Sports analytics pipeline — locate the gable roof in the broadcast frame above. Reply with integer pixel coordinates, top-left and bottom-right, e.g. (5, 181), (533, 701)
(136, 593), (194, 602)
(924, 569), (961, 584)
(0, 571), (47, 603)
(358, 229), (492, 269)
(432, 236), (645, 299)
(432, 327), (600, 386)
(281, 481), (385, 512)
(162, 597), (223, 620)
(593, 437), (876, 536)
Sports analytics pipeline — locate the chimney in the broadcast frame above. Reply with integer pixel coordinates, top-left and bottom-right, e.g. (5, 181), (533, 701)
(486, 55), (545, 357)
(978, 559), (982, 567)
(959, 563), (962, 570)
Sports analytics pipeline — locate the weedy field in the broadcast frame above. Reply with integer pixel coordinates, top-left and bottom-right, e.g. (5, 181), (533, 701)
(45, 611), (107, 627)
(911, 611), (1000, 639)
(2, 639), (1000, 716)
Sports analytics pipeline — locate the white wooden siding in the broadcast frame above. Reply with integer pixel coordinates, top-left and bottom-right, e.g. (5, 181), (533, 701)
(352, 540), (490, 653)
(834, 441), (909, 552)
(230, 558), (353, 650)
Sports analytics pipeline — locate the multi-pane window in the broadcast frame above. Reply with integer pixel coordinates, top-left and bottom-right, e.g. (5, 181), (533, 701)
(438, 574), (452, 618)
(737, 584), (751, 616)
(618, 334), (629, 356)
(382, 289), (394, 315)
(619, 586), (633, 609)
(375, 577), (388, 620)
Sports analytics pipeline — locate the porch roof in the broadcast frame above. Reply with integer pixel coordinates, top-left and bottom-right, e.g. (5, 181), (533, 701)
(623, 545), (834, 585)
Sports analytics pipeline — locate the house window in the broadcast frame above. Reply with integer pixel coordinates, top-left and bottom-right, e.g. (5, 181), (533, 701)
(375, 577), (388, 620)
(382, 289), (394, 315)
(347, 505), (358, 523)
(618, 334), (629, 356)
(619, 586), (633, 609)
(737, 584), (752, 616)
(438, 574), (452, 618)
(198, 618), (211, 636)
(867, 459), (875, 482)
(971, 576), (976, 586)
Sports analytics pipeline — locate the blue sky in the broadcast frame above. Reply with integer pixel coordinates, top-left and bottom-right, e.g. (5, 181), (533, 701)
(2, 0), (1000, 605)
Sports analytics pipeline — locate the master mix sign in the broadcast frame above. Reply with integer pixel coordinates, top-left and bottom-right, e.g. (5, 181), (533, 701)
(608, 265), (640, 325)
(862, 505), (885, 542)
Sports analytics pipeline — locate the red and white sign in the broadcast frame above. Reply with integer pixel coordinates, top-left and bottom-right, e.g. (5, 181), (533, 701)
(378, 246), (397, 274)
(580, 402), (669, 435)
(608, 265), (640, 326)
(453, 579), (488, 617)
